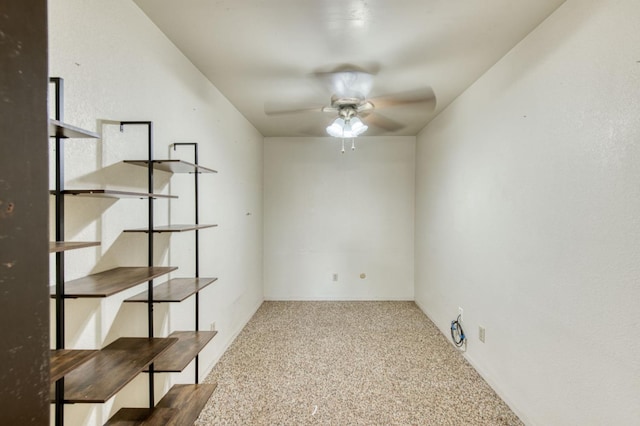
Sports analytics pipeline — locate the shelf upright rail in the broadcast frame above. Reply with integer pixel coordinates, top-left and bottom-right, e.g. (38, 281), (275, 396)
(50, 76), (66, 426)
(173, 142), (202, 383)
(119, 121), (157, 408)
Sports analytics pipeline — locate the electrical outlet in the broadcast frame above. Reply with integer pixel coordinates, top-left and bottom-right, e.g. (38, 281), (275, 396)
(458, 307), (464, 321)
(210, 322), (216, 332)
(479, 326), (486, 343)
(332, 273), (338, 282)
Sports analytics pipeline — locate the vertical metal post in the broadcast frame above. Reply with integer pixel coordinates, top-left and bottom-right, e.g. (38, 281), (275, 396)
(50, 77), (65, 426)
(173, 142), (200, 383)
(120, 121), (155, 407)
(146, 123), (154, 341)
(51, 77), (65, 350)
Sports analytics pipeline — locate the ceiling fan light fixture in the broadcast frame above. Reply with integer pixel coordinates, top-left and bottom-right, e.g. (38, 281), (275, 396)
(350, 117), (368, 136)
(326, 117), (346, 137)
(342, 120), (353, 135)
(326, 116), (368, 138)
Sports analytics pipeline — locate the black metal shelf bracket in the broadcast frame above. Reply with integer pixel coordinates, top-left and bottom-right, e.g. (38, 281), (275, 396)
(173, 142), (202, 384)
(118, 121), (156, 408)
(50, 76), (65, 426)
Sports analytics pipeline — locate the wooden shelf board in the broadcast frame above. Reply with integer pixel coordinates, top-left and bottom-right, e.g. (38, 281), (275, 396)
(49, 266), (177, 298)
(52, 337), (177, 403)
(57, 189), (177, 199)
(124, 277), (218, 303)
(144, 331), (217, 372)
(49, 119), (99, 139)
(49, 241), (100, 253)
(156, 384), (218, 425)
(50, 349), (99, 383)
(123, 159), (218, 174)
(104, 408), (176, 425)
(106, 383), (217, 426)
(123, 224), (217, 233)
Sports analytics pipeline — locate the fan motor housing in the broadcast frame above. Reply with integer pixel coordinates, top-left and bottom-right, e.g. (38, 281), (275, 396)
(338, 106), (357, 119)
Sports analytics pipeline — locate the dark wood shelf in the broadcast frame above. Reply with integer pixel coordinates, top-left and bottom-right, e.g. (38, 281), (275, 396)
(50, 349), (99, 383)
(105, 383), (217, 425)
(104, 408), (176, 425)
(53, 337), (177, 403)
(124, 277), (218, 303)
(49, 266), (177, 298)
(155, 384), (218, 424)
(124, 159), (218, 174)
(49, 119), (99, 139)
(54, 189), (177, 199)
(49, 241), (100, 253)
(144, 331), (217, 372)
(123, 224), (217, 233)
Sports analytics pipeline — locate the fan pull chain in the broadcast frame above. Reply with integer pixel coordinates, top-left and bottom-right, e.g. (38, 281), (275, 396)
(351, 138), (355, 151)
(341, 138), (345, 154)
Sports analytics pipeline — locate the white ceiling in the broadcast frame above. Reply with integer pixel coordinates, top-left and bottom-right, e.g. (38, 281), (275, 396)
(134, 0), (565, 137)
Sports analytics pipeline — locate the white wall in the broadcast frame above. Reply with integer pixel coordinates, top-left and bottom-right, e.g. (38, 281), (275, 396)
(415, 0), (640, 424)
(264, 136), (415, 300)
(48, 0), (263, 424)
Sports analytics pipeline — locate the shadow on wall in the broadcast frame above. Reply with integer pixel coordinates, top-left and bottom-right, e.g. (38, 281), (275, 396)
(67, 162), (171, 193)
(49, 194), (117, 242)
(92, 232), (171, 272)
(103, 301), (170, 344)
(56, 298), (101, 348)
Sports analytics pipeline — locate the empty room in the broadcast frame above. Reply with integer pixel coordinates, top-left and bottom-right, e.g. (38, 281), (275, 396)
(1, 0), (639, 425)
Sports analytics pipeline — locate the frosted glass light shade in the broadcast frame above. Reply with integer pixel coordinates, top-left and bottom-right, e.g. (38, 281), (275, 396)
(326, 118), (346, 137)
(326, 117), (368, 138)
(350, 117), (368, 136)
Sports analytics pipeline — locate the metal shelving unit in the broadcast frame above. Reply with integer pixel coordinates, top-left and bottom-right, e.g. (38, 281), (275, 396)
(49, 78), (219, 425)
(107, 143), (220, 423)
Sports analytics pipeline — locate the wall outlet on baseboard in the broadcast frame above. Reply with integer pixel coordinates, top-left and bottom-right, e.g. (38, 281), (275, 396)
(332, 273), (338, 282)
(479, 326), (486, 343)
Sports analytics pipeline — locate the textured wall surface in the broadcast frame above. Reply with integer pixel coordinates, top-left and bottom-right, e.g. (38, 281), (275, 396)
(48, 0), (264, 424)
(264, 137), (415, 300)
(415, 0), (640, 424)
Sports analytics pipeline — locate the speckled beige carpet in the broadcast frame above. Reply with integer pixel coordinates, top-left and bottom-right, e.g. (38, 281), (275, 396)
(196, 301), (522, 425)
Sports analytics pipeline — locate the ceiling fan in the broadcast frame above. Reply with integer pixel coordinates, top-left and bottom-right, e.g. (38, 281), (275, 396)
(264, 65), (437, 151)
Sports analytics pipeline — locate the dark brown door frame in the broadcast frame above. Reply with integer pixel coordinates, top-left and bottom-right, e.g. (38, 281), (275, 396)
(0, 1), (50, 424)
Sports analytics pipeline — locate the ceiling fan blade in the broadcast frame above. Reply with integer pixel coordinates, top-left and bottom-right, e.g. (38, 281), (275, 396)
(313, 64), (378, 99)
(264, 103), (327, 116)
(368, 87), (436, 111)
(363, 112), (405, 132)
(321, 106), (339, 113)
(356, 101), (375, 114)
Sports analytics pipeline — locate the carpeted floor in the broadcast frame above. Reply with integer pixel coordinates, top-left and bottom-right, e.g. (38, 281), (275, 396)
(196, 301), (522, 425)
